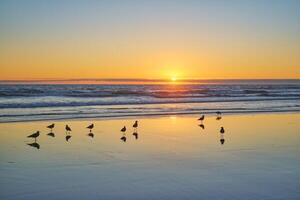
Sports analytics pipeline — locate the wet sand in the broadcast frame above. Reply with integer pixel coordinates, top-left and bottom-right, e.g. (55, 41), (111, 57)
(0, 113), (300, 200)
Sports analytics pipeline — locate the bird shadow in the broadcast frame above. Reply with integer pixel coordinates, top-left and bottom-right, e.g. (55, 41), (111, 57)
(220, 133), (225, 145)
(27, 142), (40, 149)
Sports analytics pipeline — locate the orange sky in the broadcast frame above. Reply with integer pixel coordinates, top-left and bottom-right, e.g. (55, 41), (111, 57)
(0, 1), (299, 80)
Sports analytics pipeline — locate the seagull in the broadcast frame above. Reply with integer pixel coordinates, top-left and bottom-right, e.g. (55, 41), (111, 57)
(198, 115), (205, 122)
(65, 125), (72, 132)
(133, 121), (138, 129)
(47, 123), (55, 132)
(121, 126), (126, 132)
(216, 111), (222, 120)
(27, 131), (40, 142)
(220, 127), (225, 134)
(86, 124), (94, 132)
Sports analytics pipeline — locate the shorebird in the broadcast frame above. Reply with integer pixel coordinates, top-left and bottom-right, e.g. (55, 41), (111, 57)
(220, 127), (225, 134)
(133, 121), (138, 129)
(27, 131), (40, 142)
(47, 123), (55, 132)
(216, 111), (222, 120)
(121, 126), (126, 132)
(86, 124), (94, 132)
(198, 115), (205, 122)
(65, 125), (72, 132)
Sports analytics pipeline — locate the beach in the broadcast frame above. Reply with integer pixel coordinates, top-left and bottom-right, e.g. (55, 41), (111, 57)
(1, 113), (300, 200)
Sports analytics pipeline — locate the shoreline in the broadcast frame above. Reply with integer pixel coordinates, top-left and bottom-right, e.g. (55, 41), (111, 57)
(2, 109), (300, 124)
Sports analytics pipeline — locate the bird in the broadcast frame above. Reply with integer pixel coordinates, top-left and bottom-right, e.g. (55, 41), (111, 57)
(27, 131), (40, 142)
(133, 121), (138, 129)
(216, 111), (222, 120)
(121, 126), (126, 132)
(86, 123), (94, 132)
(133, 132), (138, 140)
(65, 125), (72, 132)
(198, 115), (205, 122)
(47, 123), (55, 132)
(220, 127), (225, 134)
(120, 136), (127, 142)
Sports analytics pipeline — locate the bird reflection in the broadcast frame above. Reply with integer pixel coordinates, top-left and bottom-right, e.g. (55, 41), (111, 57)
(133, 132), (138, 140)
(27, 142), (40, 149)
(47, 132), (55, 137)
(220, 133), (225, 145)
(120, 135), (126, 142)
(66, 135), (72, 142)
(198, 124), (205, 129)
(88, 132), (94, 138)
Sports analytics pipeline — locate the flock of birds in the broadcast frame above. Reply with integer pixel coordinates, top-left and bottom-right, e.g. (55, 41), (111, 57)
(27, 112), (226, 149)
(198, 111), (226, 145)
(26, 120), (139, 149)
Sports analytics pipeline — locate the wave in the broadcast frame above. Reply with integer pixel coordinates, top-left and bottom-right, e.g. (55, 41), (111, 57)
(0, 82), (300, 122)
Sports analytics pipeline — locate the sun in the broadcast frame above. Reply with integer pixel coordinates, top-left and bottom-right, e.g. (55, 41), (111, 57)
(171, 77), (177, 81)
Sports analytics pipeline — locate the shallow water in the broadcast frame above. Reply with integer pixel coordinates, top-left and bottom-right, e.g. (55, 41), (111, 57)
(0, 113), (300, 200)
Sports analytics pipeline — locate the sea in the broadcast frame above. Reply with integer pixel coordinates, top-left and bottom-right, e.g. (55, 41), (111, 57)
(0, 79), (299, 122)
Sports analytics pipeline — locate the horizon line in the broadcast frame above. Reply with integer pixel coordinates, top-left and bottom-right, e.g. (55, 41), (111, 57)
(0, 78), (299, 84)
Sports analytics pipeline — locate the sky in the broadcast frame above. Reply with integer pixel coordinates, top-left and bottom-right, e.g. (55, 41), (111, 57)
(0, 0), (300, 80)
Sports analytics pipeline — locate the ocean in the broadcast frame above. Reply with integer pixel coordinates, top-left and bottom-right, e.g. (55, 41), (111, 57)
(0, 80), (300, 122)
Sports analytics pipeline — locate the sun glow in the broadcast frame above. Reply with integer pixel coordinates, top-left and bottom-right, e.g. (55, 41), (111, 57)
(171, 77), (177, 81)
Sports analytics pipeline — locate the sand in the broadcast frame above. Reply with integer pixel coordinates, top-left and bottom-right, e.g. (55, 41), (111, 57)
(0, 113), (300, 200)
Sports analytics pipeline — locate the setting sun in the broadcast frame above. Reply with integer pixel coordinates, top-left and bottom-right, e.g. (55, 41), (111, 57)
(171, 77), (177, 81)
